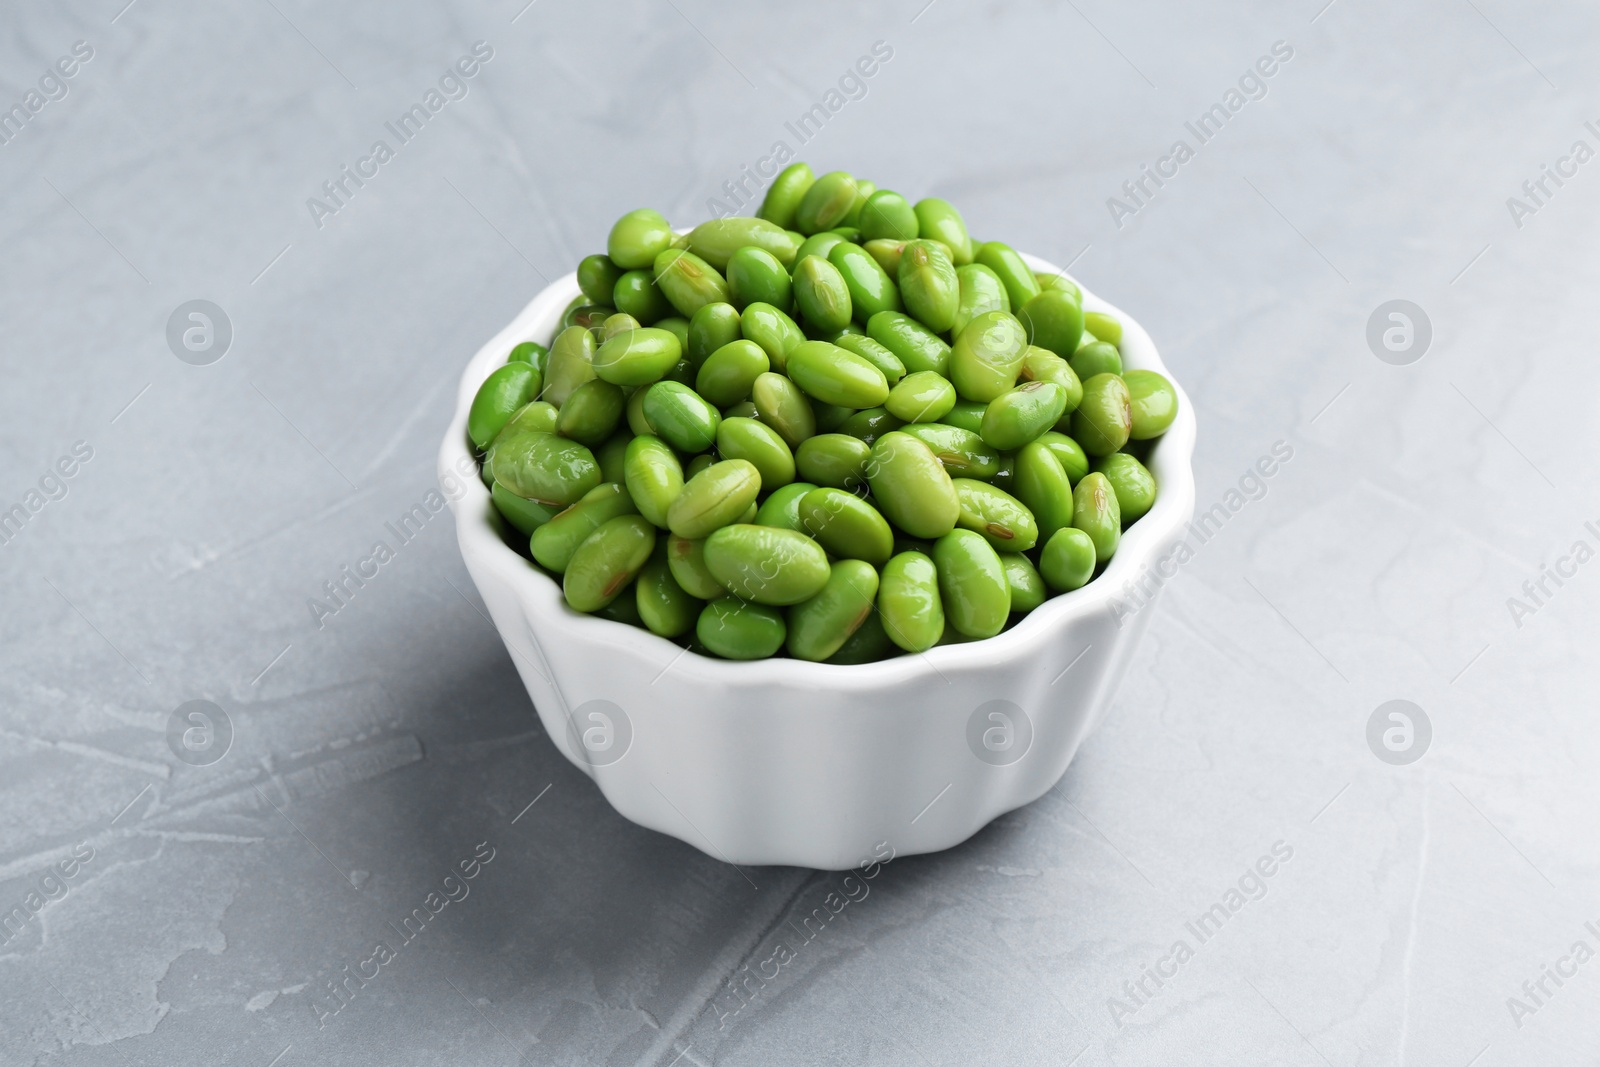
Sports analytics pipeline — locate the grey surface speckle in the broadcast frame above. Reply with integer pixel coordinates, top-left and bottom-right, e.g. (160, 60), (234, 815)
(3, 1), (1597, 1063)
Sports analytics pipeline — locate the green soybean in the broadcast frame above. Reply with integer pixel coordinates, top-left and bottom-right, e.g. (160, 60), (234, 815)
(938, 400), (986, 434)
(532, 482), (639, 572)
(698, 597), (787, 659)
(655, 315), (690, 350)
(623, 435), (683, 528)
(757, 162), (815, 230)
(482, 168), (1173, 651)
(491, 482), (561, 535)
(837, 406), (905, 447)
(608, 208), (674, 270)
(507, 341), (548, 371)
(867, 310), (951, 376)
(543, 325), (598, 407)
(726, 246), (793, 311)
(793, 255), (853, 333)
(913, 198), (973, 265)
(1093, 452), (1157, 523)
(951, 263), (1011, 338)
(611, 270), (672, 324)
(826, 611), (896, 664)
(827, 242), (902, 322)
(800, 488), (894, 564)
(1069, 340), (1122, 381)
(1012, 440), (1075, 543)
(864, 239), (907, 277)
(897, 423), (1000, 479)
(687, 216), (797, 270)
(563, 514), (656, 612)
(878, 551), (944, 652)
(626, 388), (656, 437)
(793, 230), (849, 269)
(786, 340), (889, 409)
(1084, 310), (1123, 348)
(974, 241), (1041, 310)
(686, 302), (743, 371)
(932, 529), (1009, 638)
(811, 323), (865, 343)
(980, 380), (1068, 451)
(833, 334), (905, 387)
(578, 254), (625, 306)
(750, 371), (816, 448)
(1020, 346), (1083, 415)
(642, 381), (721, 453)
(794, 171), (859, 234)
(1035, 272), (1082, 301)
(490, 430), (601, 507)
(1015, 289), (1085, 358)
(842, 180), (875, 227)
(1041, 527), (1097, 592)
(556, 379), (624, 447)
(787, 559), (879, 662)
(703, 524), (831, 605)
(999, 552), (1046, 613)
(858, 189), (920, 241)
(652, 249), (730, 318)
(1071, 471), (1121, 562)
(667, 533), (725, 599)
(468, 362), (540, 450)
(1071, 373), (1133, 455)
(594, 585), (643, 626)
(795, 432), (871, 490)
(503, 400), (559, 439)
(866, 431), (960, 539)
(1122, 369), (1179, 440)
(636, 554), (701, 637)
(1037, 431), (1090, 484)
(695, 340), (769, 406)
(886, 369), (957, 423)
(592, 327), (682, 387)
(953, 477), (1038, 551)
(949, 310), (1028, 402)
(562, 302), (613, 331)
(897, 239), (959, 334)
(667, 459), (762, 539)
(717, 417), (795, 490)
(596, 432), (630, 484)
(600, 313), (642, 341)
(753, 480), (818, 532)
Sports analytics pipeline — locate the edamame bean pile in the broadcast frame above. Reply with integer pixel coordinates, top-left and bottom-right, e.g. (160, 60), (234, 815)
(469, 163), (1180, 663)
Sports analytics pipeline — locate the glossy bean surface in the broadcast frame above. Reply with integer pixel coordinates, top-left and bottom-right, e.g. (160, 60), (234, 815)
(787, 559), (879, 661)
(932, 529), (1009, 638)
(703, 524), (831, 605)
(667, 460), (762, 539)
(563, 514), (656, 612)
(878, 551), (944, 651)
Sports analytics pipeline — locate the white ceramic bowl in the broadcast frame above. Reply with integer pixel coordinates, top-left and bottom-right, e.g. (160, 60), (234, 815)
(439, 253), (1195, 870)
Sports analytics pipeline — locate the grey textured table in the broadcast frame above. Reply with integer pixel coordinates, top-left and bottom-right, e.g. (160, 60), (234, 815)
(3, 2), (1597, 1064)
